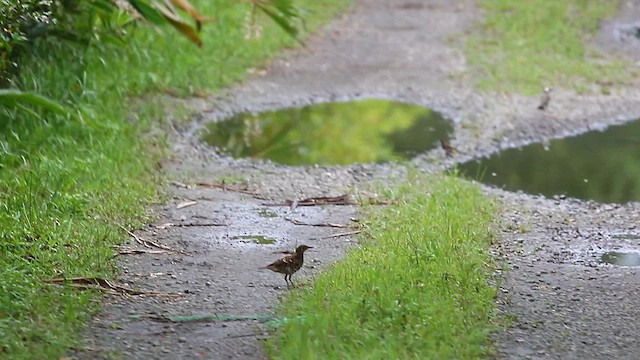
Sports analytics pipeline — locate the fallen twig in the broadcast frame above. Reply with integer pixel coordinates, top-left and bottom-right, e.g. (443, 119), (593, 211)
(173, 222), (227, 227)
(176, 200), (198, 209)
(317, 230), (363, 239)
(227, 332), (264, 339)
(116, 247), (171, 256)
(120, 226), (188, 255)
(170, 181), (189, 188)
(284, 218), (349, 228)
(129, 314), (275, 323)
(264, 194), (357, 207)
(366, 199), (391, 205)
(155, 222), (227, 229)
(265, 195), (390, 208)
(196, 181), (261, 196)
(44, 277), (182, 297)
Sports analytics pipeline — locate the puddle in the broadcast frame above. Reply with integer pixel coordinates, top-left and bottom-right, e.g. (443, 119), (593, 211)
(599, 251), (640, 266)
(611, 233), (640, 241)
(458, 120), (640, 203)
(202, 99), (452, 165)
(233, 235), (277, 245)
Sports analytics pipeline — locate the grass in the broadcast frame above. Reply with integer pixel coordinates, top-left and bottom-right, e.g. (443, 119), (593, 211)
(269, 174), (497, 359)
(0, 1), (350, 358)
(466, 0), (630, 94)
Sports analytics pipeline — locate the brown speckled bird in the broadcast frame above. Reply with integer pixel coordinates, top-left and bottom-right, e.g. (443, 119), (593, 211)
(440, 139), (456, 157)
(537, 87), (552, 110)
(263, 245), (312, 287)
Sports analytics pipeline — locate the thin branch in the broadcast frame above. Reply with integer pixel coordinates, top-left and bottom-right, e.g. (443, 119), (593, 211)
(115, 247), (171, 256)
(44, 277), (182, 297)
(119, 225), (188, 255)
(196, 182), (261, 196)
(317, 230), (363, 239)
(264, 194), (357, 207)
(155, 222), (227, 229)
(284, 218), (349, 228)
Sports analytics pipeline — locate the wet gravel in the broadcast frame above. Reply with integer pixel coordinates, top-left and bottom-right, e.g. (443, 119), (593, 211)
(72, 1), (640, 359)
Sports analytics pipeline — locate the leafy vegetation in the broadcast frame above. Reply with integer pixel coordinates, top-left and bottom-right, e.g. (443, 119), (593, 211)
(466, 0), (629, 94)
(0, 0), (304, 118)
(270, 174), (497, 359)
(0, 0), (350, 358)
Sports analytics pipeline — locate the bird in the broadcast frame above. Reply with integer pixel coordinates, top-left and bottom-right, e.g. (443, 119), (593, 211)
(440, 139), (456, 157)
(262, 245), (312, 287)
(537, 87), (552, 110)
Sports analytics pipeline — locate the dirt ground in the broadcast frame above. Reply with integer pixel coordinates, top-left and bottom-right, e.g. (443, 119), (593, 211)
(72, 1), (640, 359)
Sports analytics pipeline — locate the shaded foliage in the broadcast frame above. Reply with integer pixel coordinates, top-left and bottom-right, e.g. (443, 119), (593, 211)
(0, 0), (301, 113)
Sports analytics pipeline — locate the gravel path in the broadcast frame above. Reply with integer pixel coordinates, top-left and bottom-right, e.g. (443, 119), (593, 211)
(73, 1), (640, 359)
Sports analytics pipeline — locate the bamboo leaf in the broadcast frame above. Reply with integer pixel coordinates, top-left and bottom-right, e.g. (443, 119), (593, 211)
(169, 0), (214, 24)
(130, 0), (167, 25)
(269, 0), (298, 18)
(89, 0), (118, 14)
(0, 89), (69, 116)
(256, 3), (299, 38)
(153, 1), (203, 46)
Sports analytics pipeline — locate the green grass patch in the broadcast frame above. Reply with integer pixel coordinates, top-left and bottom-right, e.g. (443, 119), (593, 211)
(270, 174), (497, 359)
(0, 1), (350, 358)
(466, 0), (629, 94)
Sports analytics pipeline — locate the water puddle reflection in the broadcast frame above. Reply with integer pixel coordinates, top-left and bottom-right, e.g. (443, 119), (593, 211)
(459, 120), (640, 203)
(202, 99), (452, 165)
(599, 251), (640, 266)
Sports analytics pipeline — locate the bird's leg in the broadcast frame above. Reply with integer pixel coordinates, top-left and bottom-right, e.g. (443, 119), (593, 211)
(284, 274), (290, 287)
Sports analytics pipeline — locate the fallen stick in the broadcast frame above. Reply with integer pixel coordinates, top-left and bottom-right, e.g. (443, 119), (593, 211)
(155, 222), (227, 229)
(176, 200), (198, 209)
(196, 182), (260, 196)
(172, 222), (227, 227)
(120, 226), (188, 255)
(264, 194), (356, 207)
(227, 332), (264, 339)
(129, 314), (275, 323)
(116, 247), (171, 256)
(317, 230), (363, 239)
(44, 277), (182, 297)
(284, 218), (349, 228)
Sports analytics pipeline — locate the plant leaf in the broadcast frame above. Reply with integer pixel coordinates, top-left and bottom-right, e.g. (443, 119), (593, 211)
(269, 0), (298, 18)
(88, 0), (118, 14)
(169, 0), (214, 24)
(129, 0), (167, 25)
(256, 3), (299, 38)
(152, 1), (203, 46)
(0, 89), (69, 116)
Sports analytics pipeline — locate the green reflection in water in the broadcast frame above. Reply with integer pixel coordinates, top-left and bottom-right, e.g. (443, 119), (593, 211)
(459, 120), (640, 203)
(600, 252), (640, 266)
(202, 99), (452, 165)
